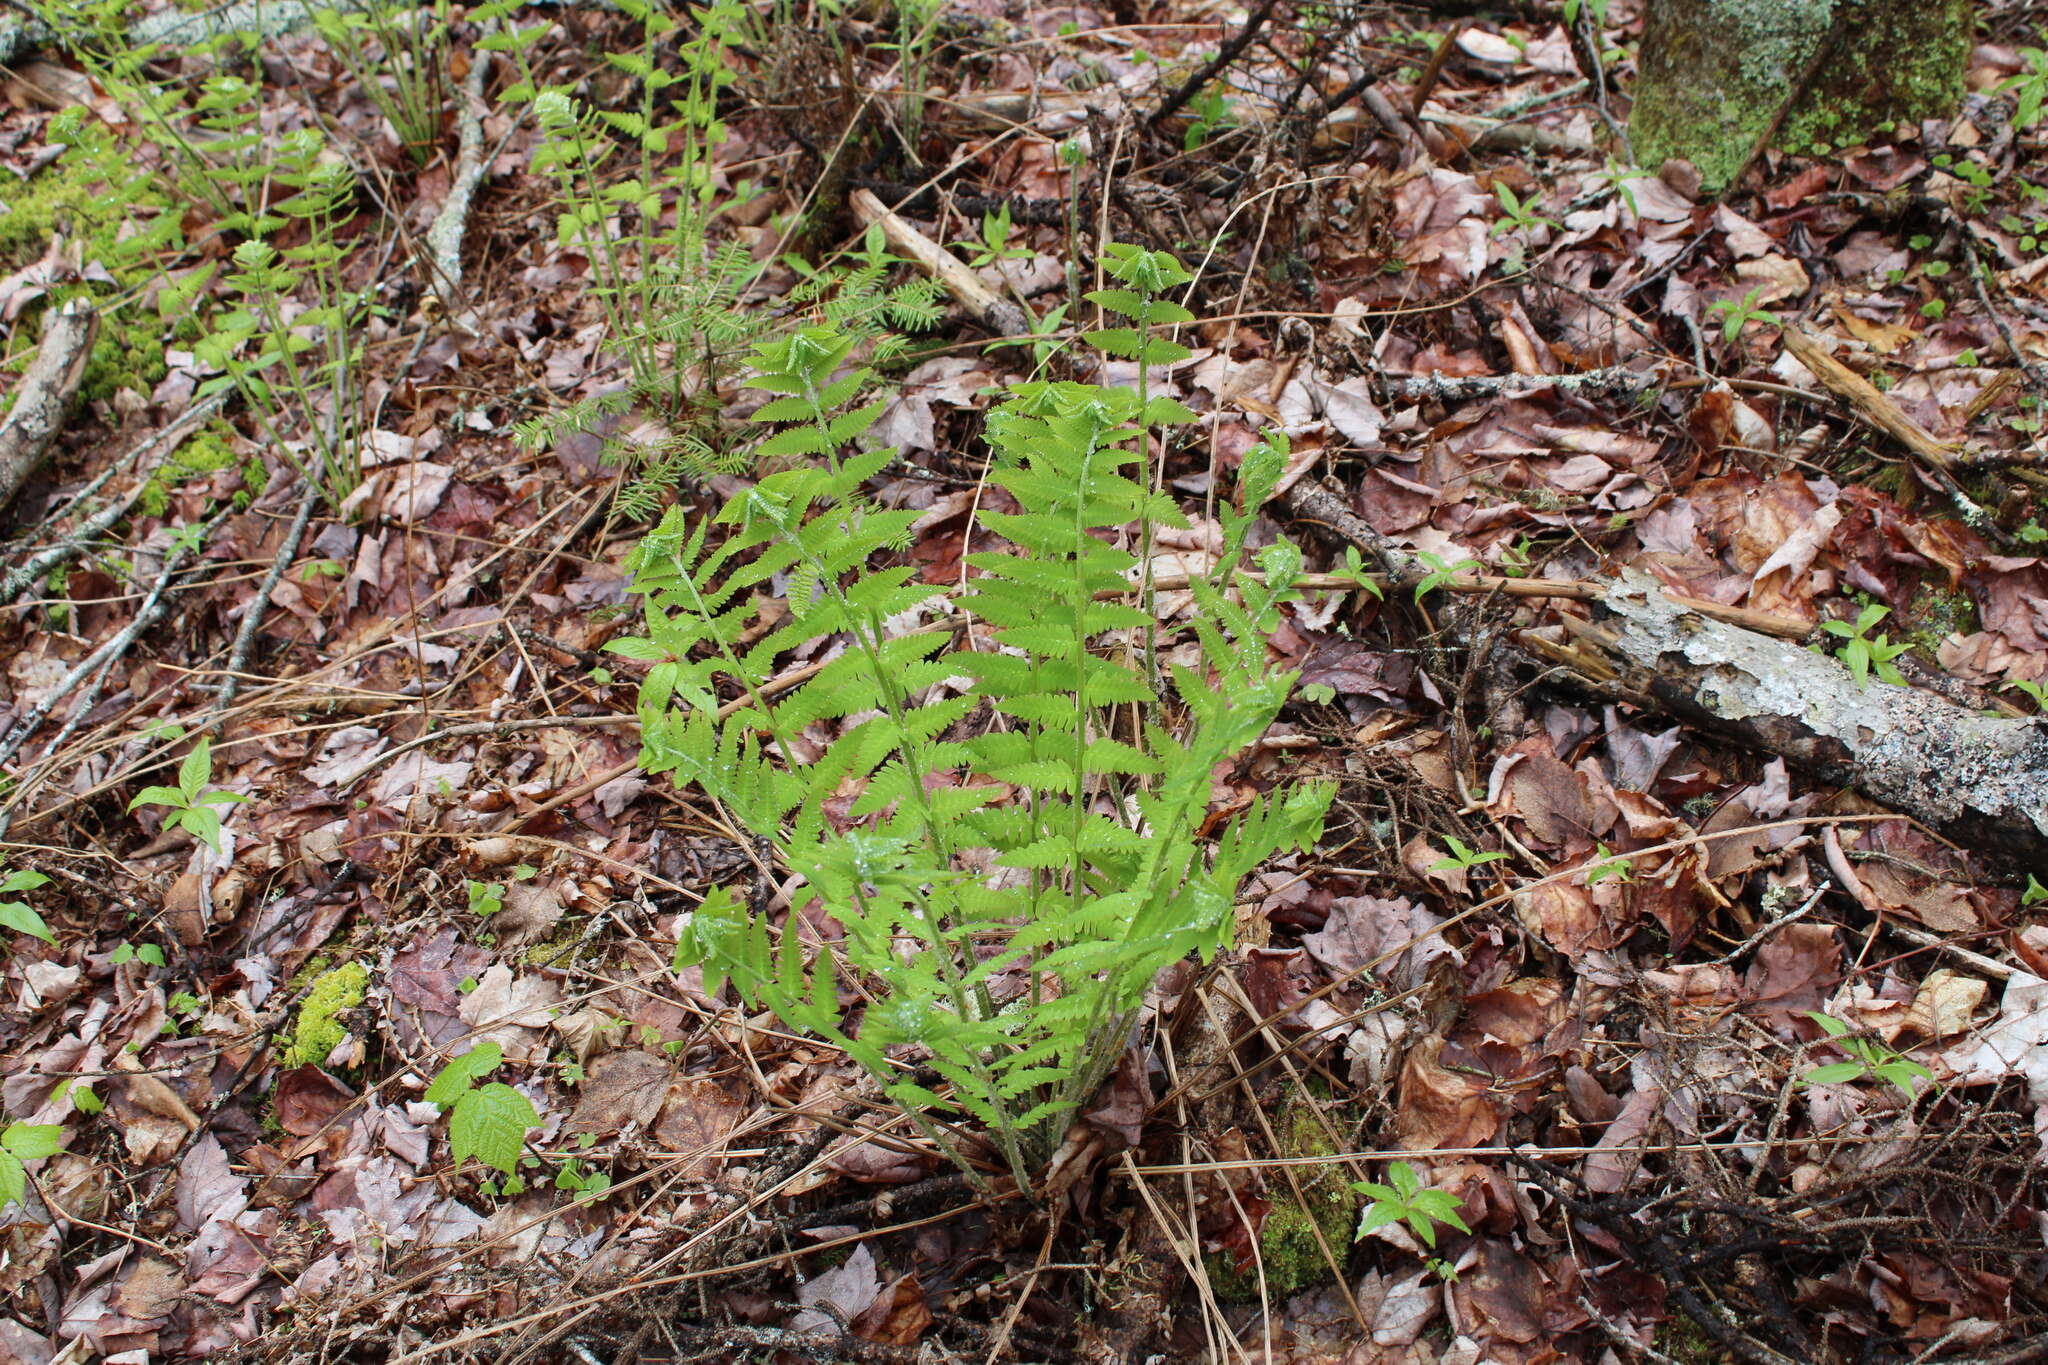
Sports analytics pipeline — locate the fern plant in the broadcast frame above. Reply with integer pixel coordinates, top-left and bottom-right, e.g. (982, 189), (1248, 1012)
(623, 246), (1331, 1186)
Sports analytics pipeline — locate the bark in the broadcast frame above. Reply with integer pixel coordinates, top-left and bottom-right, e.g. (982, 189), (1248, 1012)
(1630, 0), (1972, 192)
(1524, 570), (2048, 869)
(0, 298), (96, 513)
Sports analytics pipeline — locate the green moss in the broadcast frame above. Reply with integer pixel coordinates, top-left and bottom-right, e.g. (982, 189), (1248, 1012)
(1631, 0), (1970, 192)
(1903, 580), (1978, 662)
(138, 420), (242, 517)
(285, 962), (370, 1068)
(1204, 1104), (1362, 1302)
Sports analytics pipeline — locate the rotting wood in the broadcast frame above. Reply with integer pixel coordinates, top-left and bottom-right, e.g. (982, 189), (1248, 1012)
(849, 188), (1030, 339)
(0, 298), (96, 513)
(1524, 568), (2048, 868)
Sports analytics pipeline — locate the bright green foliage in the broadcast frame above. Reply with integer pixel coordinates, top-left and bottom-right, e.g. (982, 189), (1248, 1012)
(1354, 1160), (1470, 1253)
(637, 248), (1331, 1181)
(468, 881), (505, 917)
(127, 739), (249, 853)
(1801, 1012), (1932, 1095)
(1708, 287), (1782, 343)
(0, 868), (54, 946)
(1411, 551), (1479, 603)
(426, 1041), (541, 1176)
(2023, 874), (2048, 907)
(954, 204), (1033, 270)
(285, 962), (370, 1067)
(2004, 49), (2048, 130)
(314, 1), (451, 162)
(0, 1122), (65, 1209)
(1821, 603), (1909, 689)
(1431, 836), (1507, 873)
(1490, 184), (1559, 239)
(1584, 844), (1633, 886)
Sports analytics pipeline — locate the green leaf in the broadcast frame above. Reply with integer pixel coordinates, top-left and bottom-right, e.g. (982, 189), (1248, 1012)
(0, 901), (54, 944)
(449, 1082), (540, 1175)
(179, 740), (214, 799)
(0, 1152), (21, 1209)
(426, 1042), (505, 1108)
(1800, 1061), (1865, 1086)
(2, 1123), (63, 1160)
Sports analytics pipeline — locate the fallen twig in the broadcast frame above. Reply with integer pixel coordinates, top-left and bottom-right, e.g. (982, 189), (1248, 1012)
(849, 187), (1029, 338)
(0, 298), (97, 512)
(1147, 0), (1279, 131)
(424, 47), (493, 328)
(206, 479), (320, 729)
(0, 502), (238, 833)
(2, 393), (228, 606)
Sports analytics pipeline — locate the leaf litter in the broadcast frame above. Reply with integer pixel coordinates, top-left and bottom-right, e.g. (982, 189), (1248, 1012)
(0, 1), (2046, 1362)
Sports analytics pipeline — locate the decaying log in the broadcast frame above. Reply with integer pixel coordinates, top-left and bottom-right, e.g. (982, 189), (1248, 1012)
(0, 298), (97, 513)
(1526, 569), (2048, 868)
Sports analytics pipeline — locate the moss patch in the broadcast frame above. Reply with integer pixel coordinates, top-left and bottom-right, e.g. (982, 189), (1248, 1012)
(1204, 1104), (1361, 1302)
(285, 962), (370, 1068)
(1631, 0), (1970, 192)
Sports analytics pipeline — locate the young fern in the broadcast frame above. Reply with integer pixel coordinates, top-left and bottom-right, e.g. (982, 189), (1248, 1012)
(629, 249), (1332, 1187)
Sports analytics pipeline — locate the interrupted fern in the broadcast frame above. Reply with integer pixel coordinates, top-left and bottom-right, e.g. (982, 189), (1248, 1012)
(628, 251), (1332, 1186)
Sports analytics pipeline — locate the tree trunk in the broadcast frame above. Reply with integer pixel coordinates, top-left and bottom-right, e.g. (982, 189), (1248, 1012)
(1629, 0), (1973, 192)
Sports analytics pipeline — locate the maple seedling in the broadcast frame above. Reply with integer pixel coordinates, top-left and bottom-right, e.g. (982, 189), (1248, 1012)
(1354, 1161), (1471, 1262)
(1431, 836), (1509, 873)
(0, 1121), (64, 1209)
(424, 1041), (542, 1179)
(1800, 1012), (1932, 1095)
(0, 868), (54, 945)
(127, 739), (248, 853)
(1819, 603), (1909, 689)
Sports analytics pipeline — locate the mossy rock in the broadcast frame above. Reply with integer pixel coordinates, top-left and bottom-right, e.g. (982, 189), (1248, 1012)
(1203, 1104), (1362, 1302)
(1630, 0), (1972, 193)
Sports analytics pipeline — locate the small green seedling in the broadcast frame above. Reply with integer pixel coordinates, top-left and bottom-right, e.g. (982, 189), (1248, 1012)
(0, 1121), (63, 1208)
(425, 1041), (541, 1177)
(1412, 551), (1480, 603)
(1354, 1160), (1471, 1254)
(468, 881), (505, 917)
(1584, 844), (1633, 886)
(1431, 836), (1508, 873)
(127, 739), (248, 852)
(1801, 1012), (1932, 1095)
(954, 202), (1033, 270)
(1184, 85), (1237, 152)
(2007, 679), (2048, 709)
(0, 868), (54, 945)
(1329, 546), (1388, 601)
(2023, 874), (2048, 907)
(111, 941), (167, 967)
(1707, 287), (1781, 343)
(1820, 603), (1908, 689)
(2001, 47), (2048, 129)
(1490, 184), (1559, 238)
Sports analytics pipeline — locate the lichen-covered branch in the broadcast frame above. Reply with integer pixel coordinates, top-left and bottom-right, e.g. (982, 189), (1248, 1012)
(1527, 569), (2048, 867)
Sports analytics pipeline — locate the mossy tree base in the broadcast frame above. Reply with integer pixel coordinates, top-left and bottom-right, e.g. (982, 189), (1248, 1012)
(1630, 0), (1972, 193)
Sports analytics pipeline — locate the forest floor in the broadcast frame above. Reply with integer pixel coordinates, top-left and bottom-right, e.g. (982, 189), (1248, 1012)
(4, 1), (2048, 1362)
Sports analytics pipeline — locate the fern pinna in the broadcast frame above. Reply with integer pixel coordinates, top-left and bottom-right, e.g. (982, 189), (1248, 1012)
(619, 249), (1332, 1187)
